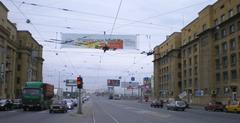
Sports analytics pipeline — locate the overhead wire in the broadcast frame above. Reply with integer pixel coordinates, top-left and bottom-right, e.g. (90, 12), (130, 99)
(110, 0), (123, 36)
(9, 0), (45, 42)
(16, 1), (178, 29)
(106, 0), (212, 32)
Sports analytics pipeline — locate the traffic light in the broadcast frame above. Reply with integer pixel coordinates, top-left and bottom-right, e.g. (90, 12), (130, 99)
(77, 76), (83, 89)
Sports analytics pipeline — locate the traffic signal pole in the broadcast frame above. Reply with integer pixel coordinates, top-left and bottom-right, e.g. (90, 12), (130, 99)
(77, 89), (82, 114)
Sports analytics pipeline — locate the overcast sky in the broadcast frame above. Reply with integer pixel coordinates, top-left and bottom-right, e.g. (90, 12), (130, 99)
(2, 0), (217, 92)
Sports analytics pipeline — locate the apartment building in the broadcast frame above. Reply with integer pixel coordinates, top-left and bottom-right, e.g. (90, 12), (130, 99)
(154, 0), (240, 104)
(153, 32), (182, 100)
(0, 2), (18, 99)
(15, 31), (44, 98)
(0, 2), (44, 99)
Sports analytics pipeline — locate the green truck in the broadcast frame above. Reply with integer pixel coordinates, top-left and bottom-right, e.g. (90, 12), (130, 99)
(22, 82), (54, 111)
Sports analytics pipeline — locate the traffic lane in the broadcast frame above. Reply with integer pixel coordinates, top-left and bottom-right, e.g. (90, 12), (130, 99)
(110, 99), (240, 121)
(0, 108), (78, 123)
(92, 98), (163, 123)
(98, 98), (240, 123)
(0, 109), (23, 119)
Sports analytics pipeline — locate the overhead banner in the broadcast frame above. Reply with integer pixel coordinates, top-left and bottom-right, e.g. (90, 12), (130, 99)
(61, 33), (137, 49)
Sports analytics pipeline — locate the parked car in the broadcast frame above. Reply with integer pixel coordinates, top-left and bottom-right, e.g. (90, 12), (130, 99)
(204, 101), (225, 111)
(166, 100), (186, 111)
(63, 99), (74, 110)
(49, 100), (68, 113)
(225, 101), (240, 113)
(0, 99), (13, 111)
(12, 99), (22, 109)
(150, 100), (163, 108)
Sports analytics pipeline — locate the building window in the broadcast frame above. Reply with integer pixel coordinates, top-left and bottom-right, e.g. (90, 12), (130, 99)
(194, 55), (198, 65)
(189, 58), (192, 66)
(223, 71), (228, 81)
(229, 9), (234, 18)
(229, 24), (236, 33)
(230, 38), (236, 50)
(189, 79), (192, 87)
(194, 67), (198, 75)
(194, 78), (198, 88)
(216, 59), (220, 70)
(220, 14), (225, 22)
(188, 36), (192, 42)
(18, 53), (22, 59)
(189, 68), (192, 76)
(16, 77), (20, 84)
(216, 73), (221, 82)
(17, 65), (21, 71)
(237, 4), (240, 13)
(188, 47), (192, 55)
(221, 29), (227, 38)
(183, 49), (186, 58)
(231, 53), (237, 66)
(214, 32), (219, 40)
(193, 44), (197, 53)
(238, 21), (240, 31)
(215, 46), (220, 56)
(222, 42), (228, 53)
(214, 19), (219, 26)
(183, 60), (186, 68)
(184, 70), (187, 77)
(231, 70), (237, 80)
(202, 24), (207, 31)
(222, 56), (228, 68)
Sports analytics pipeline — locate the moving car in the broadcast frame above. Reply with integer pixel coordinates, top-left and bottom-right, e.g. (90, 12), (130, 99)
(166, 100), (186, 111)
(113, 94), (121, 100)
(0, 99), (13, 111)
(12, 99), (22, 109)
(49, 100), (68, 113)
(150, 100), (163, 108)
(204, 101), (225, 111)
(63, 99), (74, 110)
(225, 101), (240, 113)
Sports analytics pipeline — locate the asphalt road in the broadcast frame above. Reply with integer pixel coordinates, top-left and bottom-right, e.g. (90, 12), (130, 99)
(0, 96), (239, 123)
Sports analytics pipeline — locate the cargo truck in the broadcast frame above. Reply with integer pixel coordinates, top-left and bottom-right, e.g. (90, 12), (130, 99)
(22, 82), (54, 111)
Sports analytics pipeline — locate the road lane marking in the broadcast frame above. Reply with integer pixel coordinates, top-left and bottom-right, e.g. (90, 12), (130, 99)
(92, 111), (96, 123)
(102, 110), (120, 123)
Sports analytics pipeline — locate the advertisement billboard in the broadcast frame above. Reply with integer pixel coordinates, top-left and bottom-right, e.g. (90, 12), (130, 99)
(121, 82), (139, 89)
(107, 79), (120, 86)
(61, 33), (137, 49)
(65, 79), (77, 86)
(143, 77), (152, 95)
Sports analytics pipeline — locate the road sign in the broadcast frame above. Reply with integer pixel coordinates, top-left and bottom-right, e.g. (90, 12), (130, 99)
(107, 79), (120, 86)
(65, 79), (77, 86)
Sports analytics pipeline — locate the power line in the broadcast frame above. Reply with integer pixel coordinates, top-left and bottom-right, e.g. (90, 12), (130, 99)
(9, 0), (45, 42)
(110, 0), (123, 36)
(16, 1), (177, 29)
(106, 0), (212, 32)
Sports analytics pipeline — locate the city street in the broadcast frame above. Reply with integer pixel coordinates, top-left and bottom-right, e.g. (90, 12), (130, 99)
(0, 96), (240, 123)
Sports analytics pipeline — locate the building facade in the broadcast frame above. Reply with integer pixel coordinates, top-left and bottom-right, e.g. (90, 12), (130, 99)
(15, 31), (44, 98)
(154, 0), (240, 105)
(0, 2), (17, 99)
(153, 32), (182, 100)
(0, 2), (44, 99)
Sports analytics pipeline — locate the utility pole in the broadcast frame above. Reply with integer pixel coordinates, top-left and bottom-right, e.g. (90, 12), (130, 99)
(77, 89), (82, 114)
